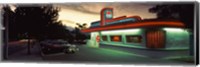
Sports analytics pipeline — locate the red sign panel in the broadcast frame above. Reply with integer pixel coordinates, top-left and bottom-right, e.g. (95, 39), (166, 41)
(107, 11), (111, 14)
(96, 36), (100, 42)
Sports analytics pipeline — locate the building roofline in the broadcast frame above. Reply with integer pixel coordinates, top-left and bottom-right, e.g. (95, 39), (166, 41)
(81, 20), (185, 33)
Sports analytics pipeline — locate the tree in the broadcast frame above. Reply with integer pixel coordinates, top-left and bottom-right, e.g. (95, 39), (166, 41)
(15, 4), (60, 40)
(44, 21), (71, 41)
(14, 4), (60, 54)
(149, 3), (194, 29)
(76, 23), (88, 30)
(71, 23), (88, 44)
(149, 3), (195, 56)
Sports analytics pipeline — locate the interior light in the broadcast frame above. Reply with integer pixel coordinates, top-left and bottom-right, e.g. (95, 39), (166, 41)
(101, 29), (140, 34)
(163, 28), (185, 32)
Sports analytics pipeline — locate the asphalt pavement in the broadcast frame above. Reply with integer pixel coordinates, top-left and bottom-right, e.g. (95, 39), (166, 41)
(5, 41), (42, 62)
(42, 45), (194, 65)
(5, 42), (195, 65)
(8, 40), (35, 55)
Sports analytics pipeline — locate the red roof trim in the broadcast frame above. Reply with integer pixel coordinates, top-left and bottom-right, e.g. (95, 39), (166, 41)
(81, 21), (185, 33)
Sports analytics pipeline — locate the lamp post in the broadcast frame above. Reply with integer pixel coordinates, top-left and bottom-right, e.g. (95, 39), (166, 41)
(25, 32), (31, 55)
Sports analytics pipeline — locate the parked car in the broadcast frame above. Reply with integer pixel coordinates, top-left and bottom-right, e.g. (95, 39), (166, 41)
(40, 40), (79, 55)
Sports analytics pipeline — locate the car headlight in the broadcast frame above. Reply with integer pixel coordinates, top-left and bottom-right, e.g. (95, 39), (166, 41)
(69, 48), (72, 51)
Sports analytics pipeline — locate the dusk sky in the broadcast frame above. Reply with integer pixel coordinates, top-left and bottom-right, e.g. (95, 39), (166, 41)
(0, 3), (157, 28)
(55, 3), (157, 28)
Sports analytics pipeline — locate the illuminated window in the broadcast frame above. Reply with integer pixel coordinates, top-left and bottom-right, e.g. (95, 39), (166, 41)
(110, 35), (122, 42)
(102, 36), (108, 41)
(126, 35), (142, 43)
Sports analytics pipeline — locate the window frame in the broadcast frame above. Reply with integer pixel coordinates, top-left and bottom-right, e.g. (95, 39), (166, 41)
(101, 35), (108, 41)
(110, 35), (122, 42)
(125, 35), (142, 43)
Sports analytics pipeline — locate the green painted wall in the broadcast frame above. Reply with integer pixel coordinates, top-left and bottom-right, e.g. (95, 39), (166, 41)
(87, 28), (190, 50)
(99, 28), (146, 48)
(163, 28), (190, 49)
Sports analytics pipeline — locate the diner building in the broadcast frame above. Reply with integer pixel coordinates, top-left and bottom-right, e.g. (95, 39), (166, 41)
(81, 8), (190, 50)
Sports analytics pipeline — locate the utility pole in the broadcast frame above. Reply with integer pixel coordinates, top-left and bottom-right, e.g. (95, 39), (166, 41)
(2, 5), (9, 60)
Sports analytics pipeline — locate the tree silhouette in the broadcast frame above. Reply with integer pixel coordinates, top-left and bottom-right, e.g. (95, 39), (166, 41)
(149, 3), (195, 56)
(76, 23), (88, 30)
(13, 4), (71, 54)
(14, 5), (60, 40)
(149, 3), (194, 29)
(71, 23), (88, 44)
(44, 21), (72, 40)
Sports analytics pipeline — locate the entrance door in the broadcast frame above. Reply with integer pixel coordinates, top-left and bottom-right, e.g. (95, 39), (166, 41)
(146, 30), (165, 49)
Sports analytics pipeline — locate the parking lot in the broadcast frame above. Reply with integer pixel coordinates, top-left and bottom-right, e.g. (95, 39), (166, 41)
(41, 45), (193, 65)
(6, 40), (194, 65)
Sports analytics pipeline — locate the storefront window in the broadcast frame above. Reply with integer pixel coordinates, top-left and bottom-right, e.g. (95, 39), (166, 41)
(102, 36), (108, 41)
(110, 35), (122, 42)
(126, 35), (142, 43)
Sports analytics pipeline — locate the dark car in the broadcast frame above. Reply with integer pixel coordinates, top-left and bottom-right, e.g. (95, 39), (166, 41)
(40, 40), (79, 55)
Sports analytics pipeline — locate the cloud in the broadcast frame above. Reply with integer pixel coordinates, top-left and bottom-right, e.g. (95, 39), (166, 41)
(55, 3), (158, 28)
(56, 3), (157, 19)
(1, 3), (157, 28)
(55, 3), (100, 15)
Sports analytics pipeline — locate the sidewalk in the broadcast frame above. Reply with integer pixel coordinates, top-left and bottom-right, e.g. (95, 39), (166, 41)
(6, 43), (43, 61)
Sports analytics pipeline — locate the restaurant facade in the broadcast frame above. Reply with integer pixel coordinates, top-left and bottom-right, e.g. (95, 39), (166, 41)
(81, 8), (190, 50)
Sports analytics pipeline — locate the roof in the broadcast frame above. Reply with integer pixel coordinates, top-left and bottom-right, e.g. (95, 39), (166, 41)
(81, 20), (185, 33)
